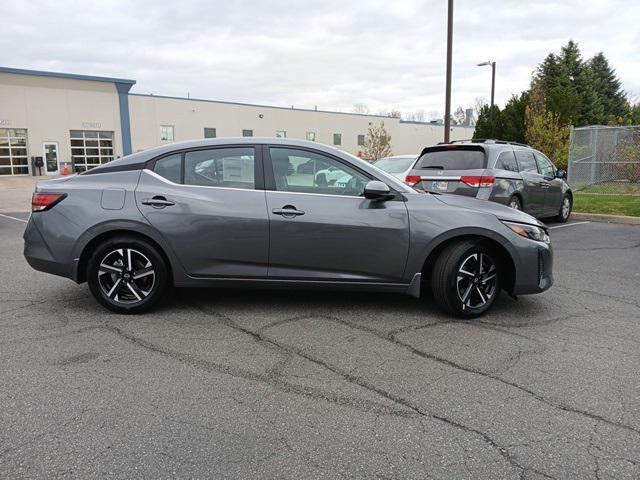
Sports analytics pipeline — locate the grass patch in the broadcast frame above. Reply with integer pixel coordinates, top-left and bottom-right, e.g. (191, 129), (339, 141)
(578, 182), (640, 195)
(573, 193), (640, 217)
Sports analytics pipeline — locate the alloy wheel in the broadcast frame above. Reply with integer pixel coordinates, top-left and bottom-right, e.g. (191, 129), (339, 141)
(561, 197), (571, 219)
(456, 252), (497, 309)
(509, 199), (520, 210)
(98, 248), (155, 304)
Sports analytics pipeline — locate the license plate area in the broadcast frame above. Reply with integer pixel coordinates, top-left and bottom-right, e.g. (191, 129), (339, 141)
(431, 181), (448, 191)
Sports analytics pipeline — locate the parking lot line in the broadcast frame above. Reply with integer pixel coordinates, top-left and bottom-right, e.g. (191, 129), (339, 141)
(0, 213), (28, 223)
(548, 221), (590, 230)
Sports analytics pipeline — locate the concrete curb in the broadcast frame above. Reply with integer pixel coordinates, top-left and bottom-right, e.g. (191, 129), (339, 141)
(572, 212), (640, 225)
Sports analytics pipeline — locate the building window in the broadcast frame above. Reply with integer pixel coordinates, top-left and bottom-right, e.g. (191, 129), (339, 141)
(204, 127), (217, 138)
(333, 133), (342, 146)
(70, 130), (114, 173)
(357, 134), (365, 146)
(0, 129), (28, 175)
(306, 132), (316, 142)
(242, 129), (253, 137)
(160, 125), (175, 141)
(275, 130), (286, 138)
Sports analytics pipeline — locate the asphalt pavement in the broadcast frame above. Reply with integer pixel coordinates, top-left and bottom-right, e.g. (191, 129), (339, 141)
(1, 212), (639, 479)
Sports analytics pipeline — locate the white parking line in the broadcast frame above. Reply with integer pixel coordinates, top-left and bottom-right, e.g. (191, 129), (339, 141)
(548, 221), (590, 230)
(0, 213), (28, 223)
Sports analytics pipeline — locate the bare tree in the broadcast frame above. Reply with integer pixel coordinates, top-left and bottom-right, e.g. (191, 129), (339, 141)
(364, 122), (392, 161)
(474, 97), (488, 119)
(453, 106), (466, 125)
(405, 110), (426, 122)
(388, 109), (402, 119)
(352, 103), (370, 114)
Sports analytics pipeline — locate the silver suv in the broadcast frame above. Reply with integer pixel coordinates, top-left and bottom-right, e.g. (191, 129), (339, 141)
(24, 138), (553, 318)
(405, 140), (573, 222)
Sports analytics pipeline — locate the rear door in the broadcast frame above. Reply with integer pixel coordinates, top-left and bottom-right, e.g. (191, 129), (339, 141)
(135, 146), (269, 278)
(408, 145), (489, 198)
(534, 152), (563, 216)
(514, 149), (546, 215)
(264, 146), (410, 282)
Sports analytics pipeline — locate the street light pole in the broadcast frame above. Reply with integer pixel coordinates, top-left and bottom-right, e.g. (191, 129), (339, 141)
(444, 0), (453, 143)
(477, 61), (496, 108)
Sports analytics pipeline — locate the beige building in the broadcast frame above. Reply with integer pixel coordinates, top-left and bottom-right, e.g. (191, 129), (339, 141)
(0, 67), (474, 176)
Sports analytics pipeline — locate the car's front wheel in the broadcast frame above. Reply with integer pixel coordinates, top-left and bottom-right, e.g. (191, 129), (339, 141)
(431, 241), (501, 318)
(555, 194), (572, 223)
(87, 235), (169, 314)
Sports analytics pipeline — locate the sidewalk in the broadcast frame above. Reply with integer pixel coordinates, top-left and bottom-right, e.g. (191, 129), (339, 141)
(0, 176), (59, 213)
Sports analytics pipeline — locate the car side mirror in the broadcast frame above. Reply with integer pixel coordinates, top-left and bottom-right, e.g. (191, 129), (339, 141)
(555, 169), (567, 179)
(364, 180), (394, 201)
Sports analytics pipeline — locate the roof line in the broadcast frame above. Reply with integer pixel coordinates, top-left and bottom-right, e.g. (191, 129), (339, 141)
(129, 92), (400, 119)
(0, 66), (136, 86)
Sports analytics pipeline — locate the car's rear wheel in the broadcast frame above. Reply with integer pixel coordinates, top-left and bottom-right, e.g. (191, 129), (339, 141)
(508, 195), (522, 211)
(555, 194), (572, 223)
(87, 236), (169, 314)
(431, 241), (500, 318)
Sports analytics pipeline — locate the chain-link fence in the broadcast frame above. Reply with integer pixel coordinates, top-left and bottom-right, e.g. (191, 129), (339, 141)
(568, 125), (640, 194)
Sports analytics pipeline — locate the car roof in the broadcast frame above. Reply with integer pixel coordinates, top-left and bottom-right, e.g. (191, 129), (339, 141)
(87, 137), (352, 172)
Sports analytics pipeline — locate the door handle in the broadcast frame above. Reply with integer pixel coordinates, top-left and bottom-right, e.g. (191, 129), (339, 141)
(538, 182), (550, 189)
(142, 196), (175, 208)
(272, 205), (305, 217)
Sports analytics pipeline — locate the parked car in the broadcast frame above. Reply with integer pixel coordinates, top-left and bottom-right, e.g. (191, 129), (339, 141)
(24, 138), (553, 318)
(373, 155), (418, 181)
(404, 140), (573, 222)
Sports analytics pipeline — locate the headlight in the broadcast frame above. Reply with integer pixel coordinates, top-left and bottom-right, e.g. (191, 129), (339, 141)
(502, 221), (550, 244)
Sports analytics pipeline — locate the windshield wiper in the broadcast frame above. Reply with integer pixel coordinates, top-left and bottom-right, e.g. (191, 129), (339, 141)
(421, 165), (445, 169)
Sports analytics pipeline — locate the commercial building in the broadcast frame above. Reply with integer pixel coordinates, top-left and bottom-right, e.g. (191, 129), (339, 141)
(0, 66), (474, 176)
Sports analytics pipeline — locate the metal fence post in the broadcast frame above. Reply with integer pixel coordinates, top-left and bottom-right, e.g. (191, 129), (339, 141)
(590, 127), (597, 184)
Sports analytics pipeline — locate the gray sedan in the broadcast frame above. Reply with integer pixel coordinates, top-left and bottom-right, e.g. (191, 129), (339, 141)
(24, 138), (553, 318)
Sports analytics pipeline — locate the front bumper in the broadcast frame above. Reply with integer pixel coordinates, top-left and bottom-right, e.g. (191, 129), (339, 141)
(512, 241), (554, 295)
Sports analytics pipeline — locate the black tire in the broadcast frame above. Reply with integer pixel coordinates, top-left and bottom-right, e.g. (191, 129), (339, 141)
(431, 240), (501, 318)
(87, 235), (169, 314)
(554, 194), (572, 223)
(508, 195), (522, 211)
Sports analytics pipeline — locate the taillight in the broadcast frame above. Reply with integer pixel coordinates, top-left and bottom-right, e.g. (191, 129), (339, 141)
(31, 192), (67, 212)
(460, 176), (495, 188)
(405, 175), (422, 186)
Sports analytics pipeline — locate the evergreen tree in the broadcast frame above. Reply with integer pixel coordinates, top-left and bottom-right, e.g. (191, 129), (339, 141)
(499, 92), (529, 143)
(473, 104), (501, 140)
(589, 52), (629, 121)
(536, 49), (581, 125)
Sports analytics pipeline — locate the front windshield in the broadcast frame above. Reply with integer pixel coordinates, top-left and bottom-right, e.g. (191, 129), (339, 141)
(374, 156), (415, 173)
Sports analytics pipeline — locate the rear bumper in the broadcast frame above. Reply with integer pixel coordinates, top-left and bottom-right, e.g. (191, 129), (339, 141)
(23, 217), (73, 280)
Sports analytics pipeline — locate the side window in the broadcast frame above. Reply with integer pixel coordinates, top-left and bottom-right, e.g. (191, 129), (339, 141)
(269, 147), (369, 197)
(494, 151), (518, 172)
(534, 153), (555, 177)
(153, 153), (181, 183)
(184, 147), (255, 189)
(515, 150), (538, 173)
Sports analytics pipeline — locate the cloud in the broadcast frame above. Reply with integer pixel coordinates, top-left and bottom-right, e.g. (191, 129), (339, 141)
(2, 0), (639, 119)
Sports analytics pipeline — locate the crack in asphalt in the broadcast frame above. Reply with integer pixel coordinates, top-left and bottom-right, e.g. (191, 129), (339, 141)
(178, 302), (561, 479)
(320, 316), (640, 439)
(99, 323), (414, 420)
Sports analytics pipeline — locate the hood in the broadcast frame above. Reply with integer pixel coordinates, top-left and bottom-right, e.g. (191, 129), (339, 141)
(433, 193), (546, 228)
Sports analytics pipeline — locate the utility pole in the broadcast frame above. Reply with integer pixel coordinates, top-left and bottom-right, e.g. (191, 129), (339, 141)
(444, 0), (453, 143)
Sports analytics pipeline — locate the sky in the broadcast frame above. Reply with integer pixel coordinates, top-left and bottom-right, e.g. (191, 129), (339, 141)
(3, 0), (639, 120)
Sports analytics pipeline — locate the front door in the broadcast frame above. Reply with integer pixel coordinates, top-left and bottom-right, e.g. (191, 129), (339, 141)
(515, 149), (545, 215)
(43, 142), (59, 175)
(264, 146), (410, 282)
(135, 146), (269, 278)
(534, 152), (563, 216)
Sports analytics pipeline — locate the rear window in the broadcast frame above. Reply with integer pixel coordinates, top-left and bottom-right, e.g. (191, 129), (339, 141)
(416, 147), (486, 170)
